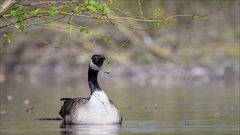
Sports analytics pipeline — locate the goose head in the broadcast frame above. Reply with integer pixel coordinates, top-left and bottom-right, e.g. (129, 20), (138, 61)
(89, 55), (105, 71)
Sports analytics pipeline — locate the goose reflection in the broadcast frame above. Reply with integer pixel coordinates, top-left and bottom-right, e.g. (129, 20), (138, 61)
(61, 124), (120, 135)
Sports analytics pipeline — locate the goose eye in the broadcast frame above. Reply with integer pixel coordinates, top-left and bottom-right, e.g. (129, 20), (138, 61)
(92, 57), (97, 63)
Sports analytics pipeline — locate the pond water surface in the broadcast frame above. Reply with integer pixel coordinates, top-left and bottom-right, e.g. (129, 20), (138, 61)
(0, 77), (239, 135)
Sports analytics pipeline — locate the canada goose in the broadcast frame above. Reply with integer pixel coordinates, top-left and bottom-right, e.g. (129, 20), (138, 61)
(59, 55), (122, 125)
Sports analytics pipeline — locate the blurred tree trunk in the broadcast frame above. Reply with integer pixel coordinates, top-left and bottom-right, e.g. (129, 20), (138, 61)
(0, 0), (17, 17)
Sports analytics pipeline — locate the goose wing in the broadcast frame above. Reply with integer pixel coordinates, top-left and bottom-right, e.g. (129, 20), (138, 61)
(59, 97), (89, 118)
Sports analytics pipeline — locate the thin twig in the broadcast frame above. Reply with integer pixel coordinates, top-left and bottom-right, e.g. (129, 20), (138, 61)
(0, 5), (224, 31)
(166, 14), (193, 20)
(61, 12), (164, 22)
(93, 14), (104, 28)
(137, 0), (143, 18)
(166, 5), (225, 21)
(25, 15), (68, 29)
(111, 8), (136, 18)
(22, 1), (72, 6)
(0, 15), (41, 29)
(2, 16), (49, 45)
(111, 19), (153, 30)
(36, 23), (116, 47)
(200, 4), (225, 18)
(104, 14), (115, 25)
(22, 31), (49, 45)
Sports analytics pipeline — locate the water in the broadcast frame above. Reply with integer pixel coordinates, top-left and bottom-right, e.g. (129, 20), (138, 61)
(0, 77), (239, 135)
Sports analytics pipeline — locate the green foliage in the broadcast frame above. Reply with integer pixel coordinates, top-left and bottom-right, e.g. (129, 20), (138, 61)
(104, 70), (112, 74)
(6, 0), (113, 35)
(98, 3), (110, 13)
(15, 23), (24, 30)
(18, 5), (28, 14)
(155, 8), (165, 18)
(1, 0), (235, 76)
(3, 34), (14, 43)
(155, 20), (166, 28)
(7, 34), (14, 43)
(83, 0), (110, 13)
(86, 5), (97, 12)
(10, 10), (23, 21)
(10, 5), (28, 21)
(84, 0), (97, 5)
(48, 6), (60, 17)
(79, 26), (89, 33)
(30, 8), (40, 17)
(2, 0), (226, 52)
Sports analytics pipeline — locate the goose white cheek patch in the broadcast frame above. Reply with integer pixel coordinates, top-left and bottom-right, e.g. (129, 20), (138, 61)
(90, 60), (100, 71)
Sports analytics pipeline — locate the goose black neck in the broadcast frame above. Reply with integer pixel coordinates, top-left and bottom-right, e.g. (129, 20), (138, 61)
(88, 67), (101, 94)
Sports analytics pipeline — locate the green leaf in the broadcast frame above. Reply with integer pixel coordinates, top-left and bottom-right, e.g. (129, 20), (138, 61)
(15, 23), (25, 30)
(17, 14), (24, 21)
(84, 0), (96, 5)
(86, 5), (97, 12)
(104, 70), (112, 74)
(18, 5), (28, 14)
(10, 10), (17, 16)
(10, 5), (29, 21)
(98, 3), (110, 13)
(79, 26), (89, 33)
(103, 6), (110, 13)
(7, 34), (14, 43)
(49, 10), (59, 16)
(10, 9), (24, 21)
(67, 16), (73, 24)
(31, 8), (40, 16)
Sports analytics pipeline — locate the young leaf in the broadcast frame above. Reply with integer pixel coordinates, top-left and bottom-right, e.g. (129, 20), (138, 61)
(84, 0), (96, 5)
(7, 34), (14, 43)
(104, 70), (112, 74)
(10, 9), (24, 21)
(86, 5), (97, 12)
(31, 8), (40, 16)
(10, 5), (29, 21)
(18, 5), (28, 14)
(10, 10), (17, 17)
(49, 10), (59, 16)
(98, 3), (110, 13)
(79, 26), (89, 33)
(15, 23), (25, 30)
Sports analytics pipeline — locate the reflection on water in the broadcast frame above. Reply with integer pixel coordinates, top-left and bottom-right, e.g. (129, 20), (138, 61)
(0, 77), (239, 135)
(61, 124), (120, 135)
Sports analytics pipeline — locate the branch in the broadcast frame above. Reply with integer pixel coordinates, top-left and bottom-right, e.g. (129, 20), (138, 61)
(2, 15), (49, 45)
(22, 30), (49, 45)
(137, 0), (143, 18)
(0, 0), (17, 17)
(0, 4), (224, 31)
(200, 4), (224, 18)
(166, 5), (225, 21)
(22, 1), (72, 6)
(0, 16), (37, 29)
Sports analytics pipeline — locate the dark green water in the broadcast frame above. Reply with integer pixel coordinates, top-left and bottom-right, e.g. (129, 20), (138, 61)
(0, 77), (239, 135)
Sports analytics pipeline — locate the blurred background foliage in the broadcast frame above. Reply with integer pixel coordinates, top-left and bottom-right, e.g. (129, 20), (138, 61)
(0, 0), (239, 83)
